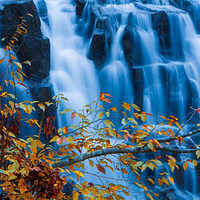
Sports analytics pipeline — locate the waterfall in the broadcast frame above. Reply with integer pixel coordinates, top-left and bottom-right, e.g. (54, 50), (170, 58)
(36, 0), (100, 127)
(33, 0), (200, 198)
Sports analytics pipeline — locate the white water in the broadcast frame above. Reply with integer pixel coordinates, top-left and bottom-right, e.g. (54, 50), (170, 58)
(37, 0), (100, 127)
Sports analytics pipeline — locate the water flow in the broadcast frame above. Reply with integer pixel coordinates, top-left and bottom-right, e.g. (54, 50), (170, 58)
(38, 0), (100, 127)
(100, 16), (133, 107)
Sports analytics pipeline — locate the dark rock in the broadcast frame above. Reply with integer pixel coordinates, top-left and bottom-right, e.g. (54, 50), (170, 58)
(0, 0), (50, 82)
(86, 5), (102, 38)
(88, 16), (112, 68)
(152, 11), (170, 58)
(0, 0), (54, 108)
(76, 0), (87, 18)
(122, 13), (142, 67)
(132, 67), (144, 110)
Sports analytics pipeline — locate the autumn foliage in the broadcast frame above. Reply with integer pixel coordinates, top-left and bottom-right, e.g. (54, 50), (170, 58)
(1, 13), (200, 200)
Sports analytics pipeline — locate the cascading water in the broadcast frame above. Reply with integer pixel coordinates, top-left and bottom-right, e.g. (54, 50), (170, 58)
(33, 0), (200, 198)
(35, 0), (100, 127)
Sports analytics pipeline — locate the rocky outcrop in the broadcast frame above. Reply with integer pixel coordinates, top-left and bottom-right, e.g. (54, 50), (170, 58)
(152, 11), (170, 58)
(76, 0), (87, 18)
(122, 13), (143, 67)
(0, 0), (53, 103)
(88, 14), (113, 68)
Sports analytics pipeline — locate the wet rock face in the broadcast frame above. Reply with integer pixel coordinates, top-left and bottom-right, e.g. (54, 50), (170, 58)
(88, 16), (112, 68)
(152, 11), (170, 58)
(0, 0), (53, 103)
(0, 0), (50, 83)
(122, 13), (143, 67)
(76, 0), (87, 18)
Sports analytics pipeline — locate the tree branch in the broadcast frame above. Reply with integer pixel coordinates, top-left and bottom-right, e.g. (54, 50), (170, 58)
(52, 146), (199, 168)
(156, 128), (200, 143)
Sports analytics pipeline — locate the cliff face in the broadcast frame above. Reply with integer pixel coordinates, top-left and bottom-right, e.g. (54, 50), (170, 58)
(0, 0), (53, 104)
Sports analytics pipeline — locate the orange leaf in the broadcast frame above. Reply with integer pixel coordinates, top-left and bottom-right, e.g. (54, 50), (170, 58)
(122, 102), (130, 111)
(121, 168), (128, 174)
(63, 127), (68, 134)
(104, 93), (113, 98)
(96, 164), (106, 174)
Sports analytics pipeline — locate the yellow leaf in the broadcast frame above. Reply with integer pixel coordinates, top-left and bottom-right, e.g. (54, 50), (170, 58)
(162, 177), (169, 186)
(60, 108), (72, 115)
(48, 151), (54, 158)
(67, 136), (74, 144)
(196, 150), (200, 159)
(13, 61), (22, 69)
(30, 140), (37, 153)
(131, 104), (141, 112)
(158, 178), (163, 186)
(121, 118), (127, 126)
(111, 107), (116, 112)
(37, 103), (45, 112)
(98, 112), (103, 119)
(89, 160), (94, 167)
(127, 117), (138, 125)
(17, 71), (23, 82)
(74, 170), (84, 177)
(141, 113), (147, 122)
(168, 176), (174, 184)
(104, 119), (114, 128)
(73, 191), (79, 200)
(141, 164), (148, 172)
(9, 175), (17, 180)
(49, 135), (59, 143)
(122, 102), (130, 111)
(105, 111), (110, 118)
(146, 193), (154, 200)
(193, 160), (197, 167)
(183, 162), (188, 171)
(18, 178), (24, 187)
(57, 191), (63, 199)
(148, 178), (155, 184)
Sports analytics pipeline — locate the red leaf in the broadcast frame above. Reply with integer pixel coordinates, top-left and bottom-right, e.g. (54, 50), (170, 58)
(99, 92), (112, 103)
(88, 182), (94, 186)
(71, 112), (77, 120)
(56, 137), (67, 145)
(96, 164), (106, 174)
